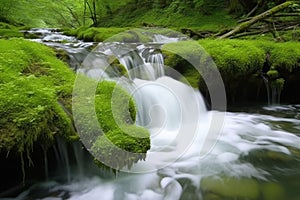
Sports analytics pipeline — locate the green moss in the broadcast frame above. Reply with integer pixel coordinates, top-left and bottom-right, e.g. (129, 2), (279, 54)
(201, 176), (260, 199)
(93, 81), (150, 169)
(73, 79), (150, 170)
(270, 42), (300, 71)
(162, 40), (204, 72)
(91, 125), (149, 169)
(199, 39), (265, 76)
(0, 38), (75, 156)
(267, 70), (279, 79)
(179, 68), (199, 88)
(162, 39), (300, 103)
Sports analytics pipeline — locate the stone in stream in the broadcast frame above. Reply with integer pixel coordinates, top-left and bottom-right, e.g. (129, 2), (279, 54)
(201, 176), (260, 200)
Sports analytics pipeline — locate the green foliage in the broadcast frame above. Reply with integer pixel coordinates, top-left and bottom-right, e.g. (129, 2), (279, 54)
(0, 38), (75, 156)
(0, 22), (23, 38)
(0, 0), (86, 28)
(98, 5), (236, 30)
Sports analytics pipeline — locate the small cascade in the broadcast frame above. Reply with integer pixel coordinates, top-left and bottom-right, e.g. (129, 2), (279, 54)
(153, 34), (180, 43)
(260, 74), (283, 105)
(81, 44), (165, 80)
(270, 84), (282, 105)
(109, 43), (165, 80)
(53, 137), (71, 182)
(144, 49), (165, 78)
(72, 141), (85, 177)
(261, 75), (271, 105)
(42, 147), (49, 181)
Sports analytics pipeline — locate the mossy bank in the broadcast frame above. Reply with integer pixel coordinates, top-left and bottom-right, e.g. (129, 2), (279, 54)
(0, 38), (76, 192)
(162, 39), (300, 105)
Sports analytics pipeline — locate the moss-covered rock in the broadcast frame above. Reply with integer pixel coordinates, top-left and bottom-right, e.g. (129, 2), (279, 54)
(73, 79), (150, 170)
(0, 38), (75, 156)
(0, 37), (150, 182)
(0, 38), (77, 188)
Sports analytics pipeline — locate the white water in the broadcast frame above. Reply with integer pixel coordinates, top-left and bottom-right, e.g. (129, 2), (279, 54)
(11, 30), (300, 200)
(13, 108), (300, 199)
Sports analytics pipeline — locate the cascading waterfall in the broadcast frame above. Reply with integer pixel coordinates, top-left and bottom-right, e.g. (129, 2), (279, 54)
(13, 30), (300, 200)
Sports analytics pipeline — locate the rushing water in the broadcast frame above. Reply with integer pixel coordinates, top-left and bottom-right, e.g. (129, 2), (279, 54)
(5, 29), (300, 200)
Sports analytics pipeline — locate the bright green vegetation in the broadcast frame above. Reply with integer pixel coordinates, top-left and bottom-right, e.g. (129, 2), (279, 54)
(73, 78), (150, 170)
(162, 39), (300, 103)
(99, 7), (236, 30)
(201, 176), (286, 200)
(1, 0), (297, 32)
(0, 22), (24, 38)
(0, 0), (85, 28)
(0, 38), (75, 161)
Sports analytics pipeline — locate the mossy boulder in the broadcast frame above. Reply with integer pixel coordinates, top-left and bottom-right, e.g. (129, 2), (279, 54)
(73, 79), (150, 170)
(162, 40), (204, 89)
(0, 38), (75, 156)
(0, 38), (77, 189)
(0, 38), (151, 183)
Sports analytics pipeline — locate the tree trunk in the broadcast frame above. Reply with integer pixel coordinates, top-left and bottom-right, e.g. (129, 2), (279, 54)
(219, 1), (297, 39)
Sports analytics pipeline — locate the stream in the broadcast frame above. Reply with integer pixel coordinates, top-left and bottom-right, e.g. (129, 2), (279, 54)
(4, 28), (300, 200)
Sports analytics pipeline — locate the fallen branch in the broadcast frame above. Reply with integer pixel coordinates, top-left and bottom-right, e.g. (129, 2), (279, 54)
(218, 1), (297, 39)
(274, 13), (300, 17)
(230, 30), (270, 38)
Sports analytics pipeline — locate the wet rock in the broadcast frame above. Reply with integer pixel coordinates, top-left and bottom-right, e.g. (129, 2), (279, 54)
(201, 176), (259, 200)
(261, 182), (285, 200)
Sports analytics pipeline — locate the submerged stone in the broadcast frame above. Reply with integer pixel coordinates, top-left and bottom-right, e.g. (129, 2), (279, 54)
(261, 182), (285, 200)
(201, 176), (260, 199)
